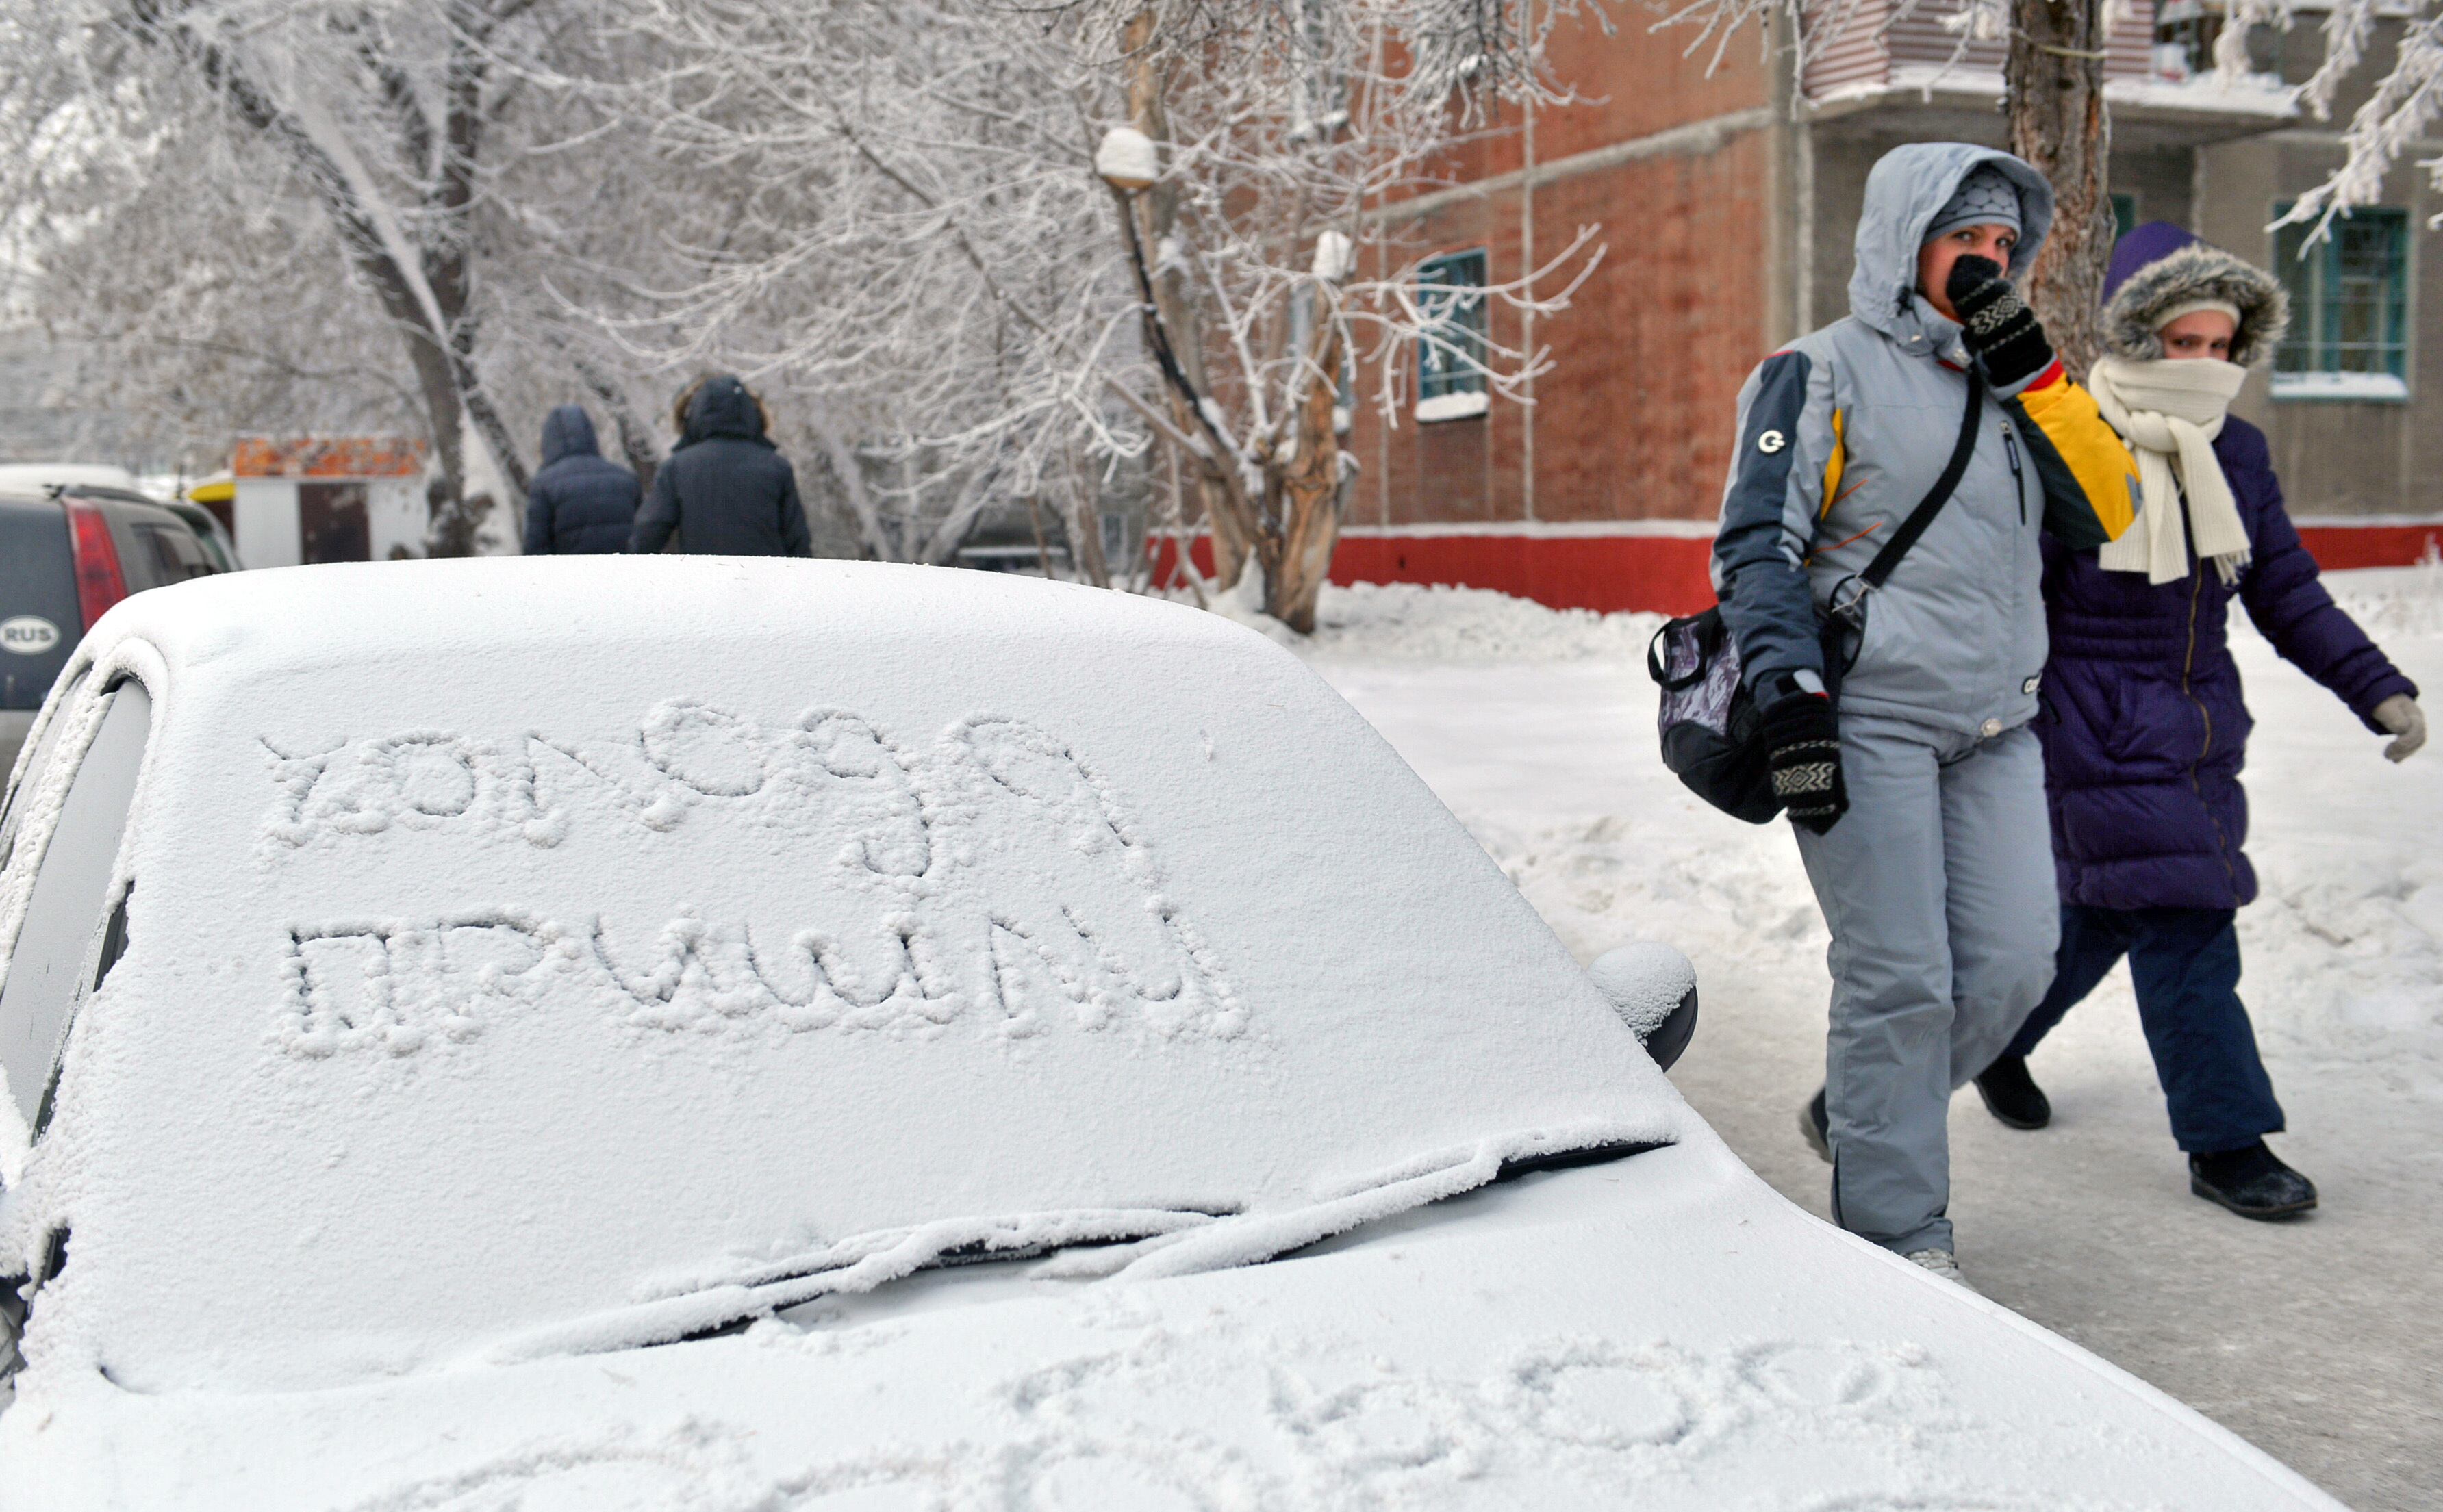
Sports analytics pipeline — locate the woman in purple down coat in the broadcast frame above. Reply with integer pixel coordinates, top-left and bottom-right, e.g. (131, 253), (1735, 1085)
(1969, 222), (2426, 1219)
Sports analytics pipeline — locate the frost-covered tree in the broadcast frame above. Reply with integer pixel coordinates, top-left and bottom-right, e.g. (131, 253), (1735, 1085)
(590, 0), (1606, 628)
(0, 0), (682, 548)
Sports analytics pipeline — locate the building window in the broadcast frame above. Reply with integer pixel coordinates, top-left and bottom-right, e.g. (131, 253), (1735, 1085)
(1416, 248), (1489, 422)
(2272, 204), (2410, 401)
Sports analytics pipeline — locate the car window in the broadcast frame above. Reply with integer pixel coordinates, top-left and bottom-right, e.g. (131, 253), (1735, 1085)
(136, 524), (215, 583)
(1, 501), (79, 719)
(0, 680), (150, 1128)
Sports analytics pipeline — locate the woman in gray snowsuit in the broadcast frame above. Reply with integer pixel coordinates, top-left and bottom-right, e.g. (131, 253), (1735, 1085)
(1712, 144), (2139, 1281)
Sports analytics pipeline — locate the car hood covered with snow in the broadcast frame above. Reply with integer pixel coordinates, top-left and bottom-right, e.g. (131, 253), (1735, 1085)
(3, 1138), (2341, 1509)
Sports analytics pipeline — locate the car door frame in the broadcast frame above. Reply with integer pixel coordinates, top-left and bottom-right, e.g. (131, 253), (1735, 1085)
(0, 645), (164, 1182)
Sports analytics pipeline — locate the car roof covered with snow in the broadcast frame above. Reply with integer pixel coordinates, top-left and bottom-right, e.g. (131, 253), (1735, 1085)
(0, 558), (1684, 1395)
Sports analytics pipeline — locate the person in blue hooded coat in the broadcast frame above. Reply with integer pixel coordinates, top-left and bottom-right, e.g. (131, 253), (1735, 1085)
(1971, 222), (2426, 1219)
(628, 374), (812, 556)
(522, 405), (642, 555)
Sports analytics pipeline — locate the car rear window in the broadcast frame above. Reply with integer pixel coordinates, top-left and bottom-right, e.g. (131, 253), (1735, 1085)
(0, 501), (79, 711)
(134, 522), (216, 583)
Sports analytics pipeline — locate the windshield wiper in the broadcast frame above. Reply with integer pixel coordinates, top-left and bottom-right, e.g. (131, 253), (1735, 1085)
(484, 1119), (1670, 1367)
(1102, 1119), (1671, 1284)
(485, 1207), (1228, 1365)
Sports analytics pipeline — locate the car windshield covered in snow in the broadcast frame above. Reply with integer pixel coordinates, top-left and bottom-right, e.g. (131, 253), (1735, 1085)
(1, 561), (1681, 1392)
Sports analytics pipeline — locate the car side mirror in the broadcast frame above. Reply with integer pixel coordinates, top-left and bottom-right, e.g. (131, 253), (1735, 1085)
(1588, 943), (1699, 1071)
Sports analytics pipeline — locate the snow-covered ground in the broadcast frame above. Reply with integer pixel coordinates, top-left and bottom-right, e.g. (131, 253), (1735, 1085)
(1281, 567), (2443, 1512)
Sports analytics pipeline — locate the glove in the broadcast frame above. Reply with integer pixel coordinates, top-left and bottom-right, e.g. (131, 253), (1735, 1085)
(1946, 255), (2053, 387)
(1758, 687), (1847, 835)
(2374, 693), (2425, 763)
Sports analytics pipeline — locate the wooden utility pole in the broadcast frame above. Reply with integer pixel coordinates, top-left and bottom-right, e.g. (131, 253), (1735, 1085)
(2006, 0), (2113, 379)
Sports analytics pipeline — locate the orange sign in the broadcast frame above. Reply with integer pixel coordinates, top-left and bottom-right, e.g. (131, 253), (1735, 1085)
(231, 437), (429, 479)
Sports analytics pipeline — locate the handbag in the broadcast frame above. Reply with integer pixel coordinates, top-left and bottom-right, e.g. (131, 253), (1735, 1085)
(1649, 363), (1988, 823)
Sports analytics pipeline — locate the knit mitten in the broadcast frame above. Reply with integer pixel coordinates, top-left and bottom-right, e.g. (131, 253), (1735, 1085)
(1945, 255), (2053, 387)
(1758, 689), (1847, 835)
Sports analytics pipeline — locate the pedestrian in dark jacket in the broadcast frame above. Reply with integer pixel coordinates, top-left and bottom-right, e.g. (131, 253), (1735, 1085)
(1973, 222), (2426, 1220)
(523, 405), (642, 555)
(627, 374), (812, 556)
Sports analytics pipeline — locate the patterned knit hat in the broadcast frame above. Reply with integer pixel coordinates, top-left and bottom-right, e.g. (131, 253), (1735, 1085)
(1924, 164), (2023, 242)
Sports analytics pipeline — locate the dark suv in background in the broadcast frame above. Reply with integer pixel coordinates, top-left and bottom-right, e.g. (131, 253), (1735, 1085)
(1, 485), (224, 777)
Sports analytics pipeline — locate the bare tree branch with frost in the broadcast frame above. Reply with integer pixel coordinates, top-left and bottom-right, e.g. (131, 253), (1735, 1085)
(577, 0), (1607, 628)
(0, 0), (687, 552)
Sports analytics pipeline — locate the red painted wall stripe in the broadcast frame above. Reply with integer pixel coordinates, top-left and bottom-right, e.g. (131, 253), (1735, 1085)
(2294, 524), (2441, 574)
(1148, 522), (2437, 618)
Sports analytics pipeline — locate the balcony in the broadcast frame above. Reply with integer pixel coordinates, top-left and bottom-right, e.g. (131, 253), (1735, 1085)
(1801, 0), (2296, 148)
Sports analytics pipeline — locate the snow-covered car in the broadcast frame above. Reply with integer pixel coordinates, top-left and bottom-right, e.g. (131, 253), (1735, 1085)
(0, 559), (2340, 1509)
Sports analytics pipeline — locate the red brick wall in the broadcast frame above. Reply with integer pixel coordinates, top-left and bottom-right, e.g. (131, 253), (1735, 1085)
(1344, 14), (1775, 531)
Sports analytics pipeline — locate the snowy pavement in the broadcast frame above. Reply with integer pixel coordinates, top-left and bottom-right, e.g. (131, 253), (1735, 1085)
(1279, 569), (2443, 1512)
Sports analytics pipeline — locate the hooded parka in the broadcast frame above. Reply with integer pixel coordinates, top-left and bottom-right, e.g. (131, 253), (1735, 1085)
(2040, 222), (2418, 910)
(628, 376), (813, 557)
(1714, 143), (2139, 732)
(523, 406), (642, 556)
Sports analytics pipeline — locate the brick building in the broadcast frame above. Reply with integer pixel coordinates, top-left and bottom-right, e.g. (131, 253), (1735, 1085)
(1324, 1), (2443, 613)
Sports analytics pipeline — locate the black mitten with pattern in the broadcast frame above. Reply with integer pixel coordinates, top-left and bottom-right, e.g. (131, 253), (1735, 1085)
(1945, 255), (2053, 387)
(1758, 691), (1847, 836)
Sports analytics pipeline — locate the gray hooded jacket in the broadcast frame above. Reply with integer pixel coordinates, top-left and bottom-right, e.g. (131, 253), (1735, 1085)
(1712, 143), (2137, 738)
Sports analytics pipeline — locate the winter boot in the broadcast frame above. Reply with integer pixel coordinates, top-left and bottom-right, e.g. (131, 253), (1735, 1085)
(1800, 1088), (1831, 1164)
(2189, 1142), (2317, 1220)
(1902, 1248), (1964, 1284)
(1973, 1054), (2051, 1130)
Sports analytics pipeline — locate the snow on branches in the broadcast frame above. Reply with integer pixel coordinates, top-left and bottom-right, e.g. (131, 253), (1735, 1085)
(580, 1), (1608, 622)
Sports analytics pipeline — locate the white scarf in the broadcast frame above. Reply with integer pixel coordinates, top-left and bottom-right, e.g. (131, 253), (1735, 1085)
(2087, 356), (2253, 585)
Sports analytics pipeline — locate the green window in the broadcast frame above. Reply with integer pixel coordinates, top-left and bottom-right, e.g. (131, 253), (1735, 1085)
(1416, 249), (1488, 408)
(2273, 204), (2409, 394)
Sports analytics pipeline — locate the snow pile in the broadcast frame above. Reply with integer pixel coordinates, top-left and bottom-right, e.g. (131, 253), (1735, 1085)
(2320, 554), (2443, 641)
(2, 559), (1684, 1397)
(1207, 578), (1665, 663)
(1280, 572), (2443, 1114)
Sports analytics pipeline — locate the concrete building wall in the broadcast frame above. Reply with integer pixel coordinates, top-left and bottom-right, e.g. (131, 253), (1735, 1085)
(2197, 17), (2443, 520)
(1298, 7), (2440, 610)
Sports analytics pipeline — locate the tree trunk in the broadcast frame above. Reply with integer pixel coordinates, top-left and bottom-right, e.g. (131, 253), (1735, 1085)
(576, 358), (661, 494)
(1263, 309), (1344, 634)
(1124, 6), (1255, 589)
(2006, 0), (2112, 380)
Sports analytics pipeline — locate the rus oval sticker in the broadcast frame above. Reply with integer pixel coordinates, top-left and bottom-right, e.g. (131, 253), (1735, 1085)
(1, 615), (62, 656)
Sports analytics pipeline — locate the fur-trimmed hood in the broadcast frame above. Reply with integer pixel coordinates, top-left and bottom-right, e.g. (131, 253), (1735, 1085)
(2100, 222), (2288, 367)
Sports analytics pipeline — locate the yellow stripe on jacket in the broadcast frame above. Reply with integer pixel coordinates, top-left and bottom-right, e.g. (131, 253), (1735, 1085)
(2014, 365), (2140, 548)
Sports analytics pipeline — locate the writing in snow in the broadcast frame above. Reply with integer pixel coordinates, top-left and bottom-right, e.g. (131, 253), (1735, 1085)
(253, 703), (1245, 1057)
